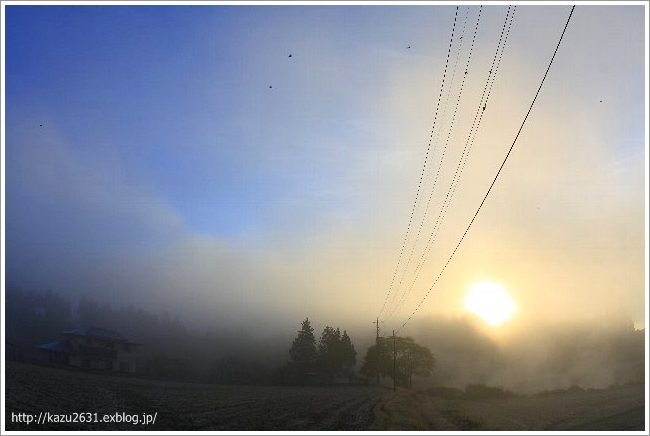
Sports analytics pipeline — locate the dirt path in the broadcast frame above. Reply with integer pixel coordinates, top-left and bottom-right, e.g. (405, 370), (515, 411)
(369, 388), (460, 431)
(4, 362), (387, 431)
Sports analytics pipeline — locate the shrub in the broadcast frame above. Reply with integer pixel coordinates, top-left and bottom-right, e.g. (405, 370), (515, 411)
(423, 386), (464, 399)
(463, 383), (516, 400)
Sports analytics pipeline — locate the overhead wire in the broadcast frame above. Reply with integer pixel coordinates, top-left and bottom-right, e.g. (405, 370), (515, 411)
(382, 6), (473, 322)
(391, 5), (516, 321)
(383, 5), (484, 322)
(395, 5), (576, 334)
(378, 6), (460, 320)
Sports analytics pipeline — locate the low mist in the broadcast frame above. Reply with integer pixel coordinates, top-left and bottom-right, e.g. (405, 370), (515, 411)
(409, 314), (645, 394)
(5, 284), (644, 395)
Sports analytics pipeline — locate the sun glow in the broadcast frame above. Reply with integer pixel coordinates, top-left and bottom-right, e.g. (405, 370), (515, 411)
(464, 280), (516, 326)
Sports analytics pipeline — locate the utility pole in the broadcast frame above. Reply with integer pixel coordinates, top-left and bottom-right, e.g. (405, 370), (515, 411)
(392, 330), (396, 392)
(373, 318), (380, 385)
(374, 317), (380, 342)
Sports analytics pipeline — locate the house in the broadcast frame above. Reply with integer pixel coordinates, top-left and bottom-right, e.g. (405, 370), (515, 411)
(37, 327), (141, 373)
(6, 341), (21, 361)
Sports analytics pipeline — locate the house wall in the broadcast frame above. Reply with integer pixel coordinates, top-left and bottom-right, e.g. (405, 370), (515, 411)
(69, 354), (83, 367)
(6, 342), (19, 361)
(115, 344), (138, 373)
(65, 336), (139, 373)
(41, 351), (69, 366)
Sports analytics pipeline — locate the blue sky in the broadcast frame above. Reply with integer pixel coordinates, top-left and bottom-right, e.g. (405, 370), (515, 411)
(2, 3), (647, 336)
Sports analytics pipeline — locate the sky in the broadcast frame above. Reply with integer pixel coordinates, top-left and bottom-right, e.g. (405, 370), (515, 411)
(2, 2), (647, 342)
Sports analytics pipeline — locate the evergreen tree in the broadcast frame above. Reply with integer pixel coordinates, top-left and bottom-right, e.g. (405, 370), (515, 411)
(340, 330), (357, 373)
(289, 318), (317, 363)
(318, 326), (341, 379)
(318, 327), (357, 380)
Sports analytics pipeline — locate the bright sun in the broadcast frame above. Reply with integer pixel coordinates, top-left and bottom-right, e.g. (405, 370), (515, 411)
(464, 280), (516, 326)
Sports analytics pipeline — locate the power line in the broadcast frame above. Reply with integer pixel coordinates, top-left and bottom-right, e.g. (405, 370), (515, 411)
(384, 6), (473, 321)
(383, 6), (477, 322)
(378, 6), (460, 320)
(394, 5), (517, 319)
(383, 5), (485, 323)
(395, 5), (576, 334)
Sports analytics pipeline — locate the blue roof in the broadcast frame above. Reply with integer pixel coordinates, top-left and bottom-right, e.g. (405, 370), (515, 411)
(37, 340), (72, 354)
(63, 327), (131, 343)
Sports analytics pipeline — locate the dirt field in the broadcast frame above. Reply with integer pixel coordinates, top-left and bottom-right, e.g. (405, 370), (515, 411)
(4, 362), (388, 431)
(4, 362), (646, 431)
(371, 384), (647, 431)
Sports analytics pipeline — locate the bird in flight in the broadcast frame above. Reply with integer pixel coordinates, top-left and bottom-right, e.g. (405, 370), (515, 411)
(288, 54), (292, 58)
(406, 45), (411, 49)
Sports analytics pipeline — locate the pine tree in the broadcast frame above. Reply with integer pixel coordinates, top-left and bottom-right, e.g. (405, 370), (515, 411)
(318, 326), (341, 379)
(289, 318), (317, 363)
(340, 330), (357, 373)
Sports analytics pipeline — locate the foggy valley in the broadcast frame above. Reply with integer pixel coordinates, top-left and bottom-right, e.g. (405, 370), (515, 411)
(5, 284), (644, 393)
(3, 2), (646, 432)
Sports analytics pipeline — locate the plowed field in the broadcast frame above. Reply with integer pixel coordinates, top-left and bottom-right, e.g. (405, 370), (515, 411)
(4, 362), (646, 431)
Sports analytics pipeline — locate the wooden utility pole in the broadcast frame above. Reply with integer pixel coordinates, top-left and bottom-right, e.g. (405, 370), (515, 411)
(392, 330), (396, 392)
(374, 317), (380, 342)
(373, 318), (380, 385)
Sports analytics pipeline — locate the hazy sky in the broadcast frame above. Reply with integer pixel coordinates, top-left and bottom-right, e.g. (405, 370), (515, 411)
(3, 3), (647, 339)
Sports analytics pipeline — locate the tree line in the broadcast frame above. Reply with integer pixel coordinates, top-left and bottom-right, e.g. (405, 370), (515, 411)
(5, 286), (437, 388)
(280, 317), (435, 388)
(5, 285), (280, 383)
(278, 318), (357, 384)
